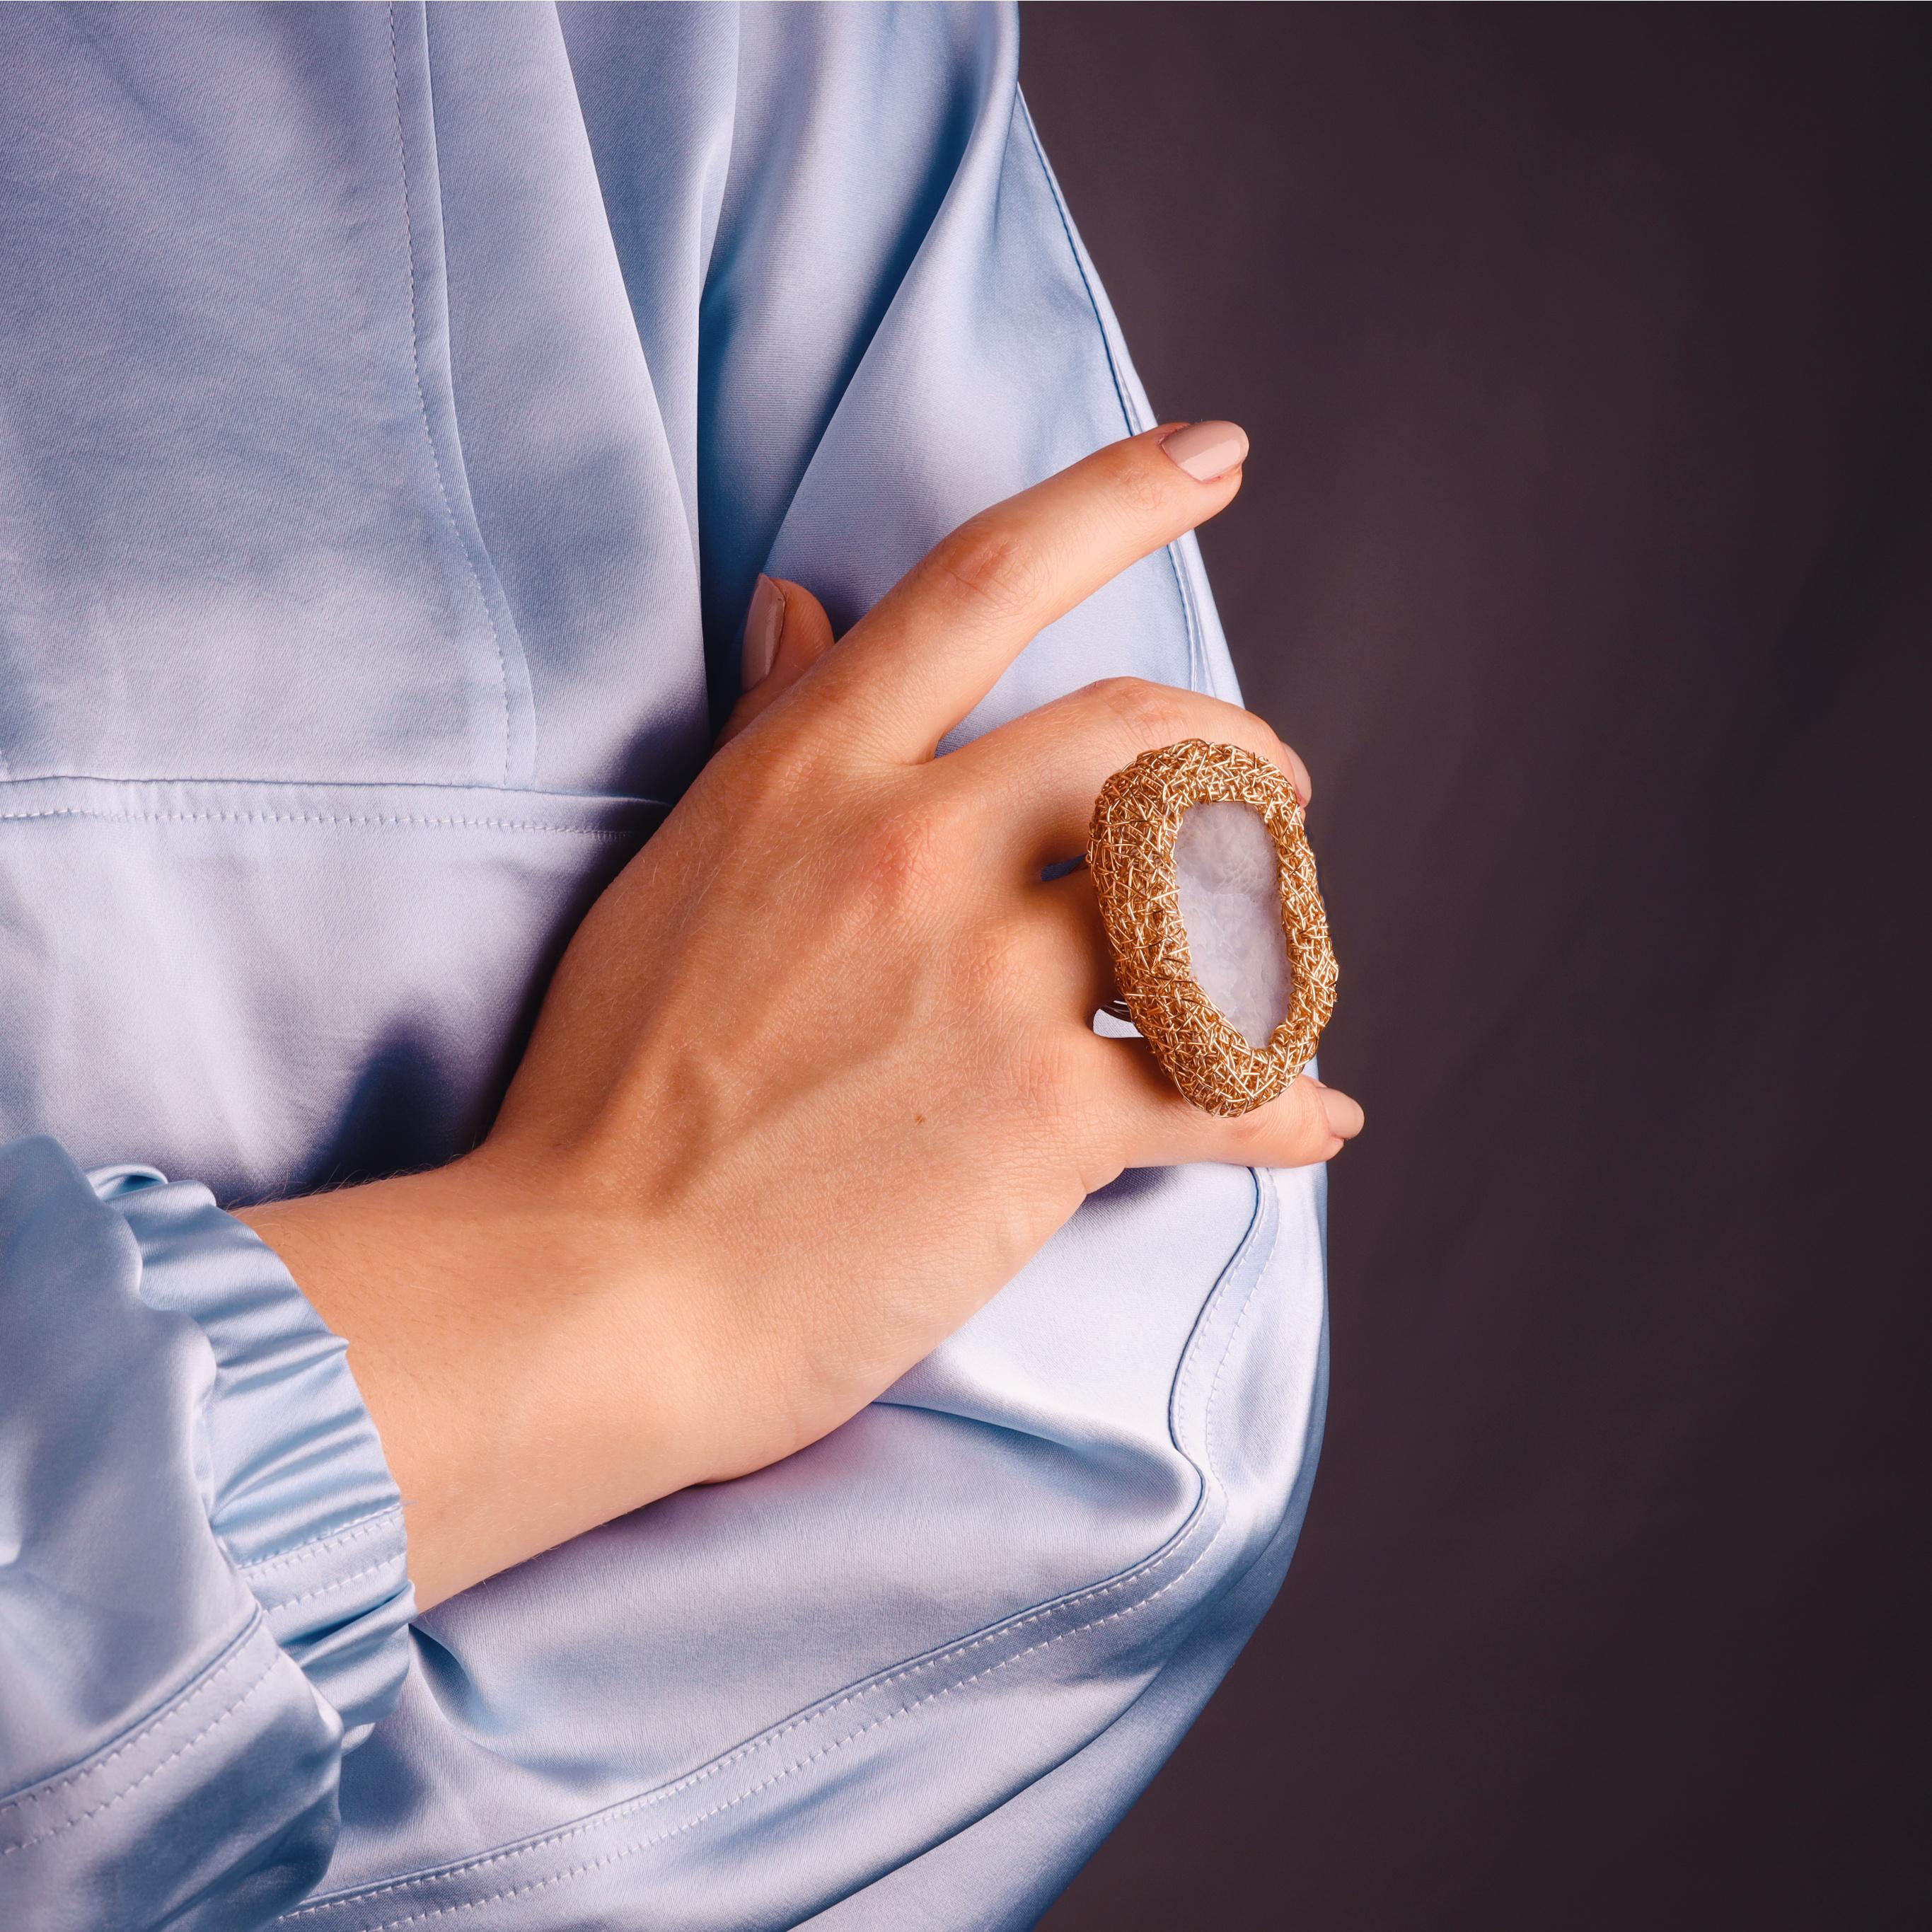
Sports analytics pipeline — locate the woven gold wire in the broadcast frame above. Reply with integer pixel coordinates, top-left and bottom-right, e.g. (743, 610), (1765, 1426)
(1088, 739), (1338, 1117)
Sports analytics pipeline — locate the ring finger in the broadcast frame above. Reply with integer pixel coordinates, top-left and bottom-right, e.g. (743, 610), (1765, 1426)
(1023, 867), (1120, 1022)
(1084, 1031), (1361, 1172)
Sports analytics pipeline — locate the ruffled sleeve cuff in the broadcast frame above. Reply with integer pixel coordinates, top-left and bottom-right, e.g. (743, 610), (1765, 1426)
(91, 1165), (416, 1735)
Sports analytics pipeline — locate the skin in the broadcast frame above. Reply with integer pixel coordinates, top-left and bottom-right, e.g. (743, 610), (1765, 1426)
(238, 425), (1365, 1609)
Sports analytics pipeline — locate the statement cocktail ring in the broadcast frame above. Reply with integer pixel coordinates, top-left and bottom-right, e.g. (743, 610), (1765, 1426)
(1088, 739), (1338, 1117)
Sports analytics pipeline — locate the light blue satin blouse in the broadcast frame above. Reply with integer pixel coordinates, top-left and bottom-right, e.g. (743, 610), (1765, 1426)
(0, 5), (1327, 1928)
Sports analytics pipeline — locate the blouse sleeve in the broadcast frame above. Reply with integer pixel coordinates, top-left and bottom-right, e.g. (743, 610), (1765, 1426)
(0, 1134), (414, 1932)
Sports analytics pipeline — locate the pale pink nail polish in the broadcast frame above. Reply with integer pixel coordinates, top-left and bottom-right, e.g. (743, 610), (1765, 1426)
(742, 574), (784, 688)
(1161, 420), (1249, 482)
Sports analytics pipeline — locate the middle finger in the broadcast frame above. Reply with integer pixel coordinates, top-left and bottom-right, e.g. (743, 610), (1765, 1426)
(947, 677), (1312, 870)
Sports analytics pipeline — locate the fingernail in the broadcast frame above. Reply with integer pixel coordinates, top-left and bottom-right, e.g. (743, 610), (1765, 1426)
(742, 574), (784, 688)
(1317, 1084), (1365, 1139)
(1161, 420), (1249, 482)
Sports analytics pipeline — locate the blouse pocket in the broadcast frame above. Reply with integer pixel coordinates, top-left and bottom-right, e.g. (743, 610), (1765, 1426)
(0, 774), (665, 1203)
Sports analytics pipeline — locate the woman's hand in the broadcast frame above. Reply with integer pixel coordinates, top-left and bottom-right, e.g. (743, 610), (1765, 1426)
(240, 424), (1363, 1607)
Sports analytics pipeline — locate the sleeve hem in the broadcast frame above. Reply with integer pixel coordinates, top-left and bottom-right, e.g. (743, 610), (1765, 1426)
(93, 1169), (417, 1735)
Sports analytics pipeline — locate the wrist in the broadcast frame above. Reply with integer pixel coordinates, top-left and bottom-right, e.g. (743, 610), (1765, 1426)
(237, 1146), (717, 1607)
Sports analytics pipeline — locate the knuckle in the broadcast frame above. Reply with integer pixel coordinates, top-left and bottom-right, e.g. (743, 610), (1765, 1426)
(1110, 446), (1176, 519)
(855, 782), (983, 920)
(1229, 700), (1276, 743)
(1195, 693), (1281, 763)
(863, 806), (950, 908)
(1247, 713), (1297, 775)
(932, 517), (1047, 621)
(1249, 712), (1299, 775)
(1197, 696), (1305, 787)
(717, 729), (814, 819)
(1075, 681), (1307, 791)
(1085, 675), (1195, 750)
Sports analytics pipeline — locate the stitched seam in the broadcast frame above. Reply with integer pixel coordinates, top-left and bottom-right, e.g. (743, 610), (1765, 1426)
(0, 1648), (282, 1853)
(287, 1548), (1207, 1918)
(1205, 1174), (1278, 1482)
(1017, 100), (1134, 446)
(0, 808), (632, 837)
(238, 1506), (404, 1578)
(282, 1207), (1285, 1924)
(1017, 97), (1209, 700)
(279, 1534), (1225, 1930)
(0, 773), (670, 804)
(388, 1), (513, 788)
(0, 1624), (261, 1817)
(1168, 1176), (1263, 1457)
(255, 1553), (407, 1614)
(282, 1421), (1280, 1932)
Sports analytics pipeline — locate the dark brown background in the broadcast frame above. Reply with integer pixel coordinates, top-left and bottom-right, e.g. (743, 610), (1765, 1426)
(1020, 7), (1930, 1928)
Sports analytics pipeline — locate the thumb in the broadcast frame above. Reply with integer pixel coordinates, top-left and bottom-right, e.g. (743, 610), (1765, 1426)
(719, 574), (837, 745)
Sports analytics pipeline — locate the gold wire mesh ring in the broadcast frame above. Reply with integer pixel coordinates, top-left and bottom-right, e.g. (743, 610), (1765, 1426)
(1088, 738), (1338, 1118)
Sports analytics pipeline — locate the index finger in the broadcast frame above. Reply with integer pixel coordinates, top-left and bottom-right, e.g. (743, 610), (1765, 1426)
(802, 422), (1249, 760)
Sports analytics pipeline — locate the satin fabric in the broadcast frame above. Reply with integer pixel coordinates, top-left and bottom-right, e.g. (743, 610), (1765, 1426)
(0, 6), (1327, 1928)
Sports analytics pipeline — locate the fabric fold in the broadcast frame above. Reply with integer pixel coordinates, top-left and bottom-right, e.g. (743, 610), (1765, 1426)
(0, 1136), (412, 1930)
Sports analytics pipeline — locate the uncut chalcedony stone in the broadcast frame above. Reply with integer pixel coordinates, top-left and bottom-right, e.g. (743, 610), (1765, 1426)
(1172, 802), (1292, 1049)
